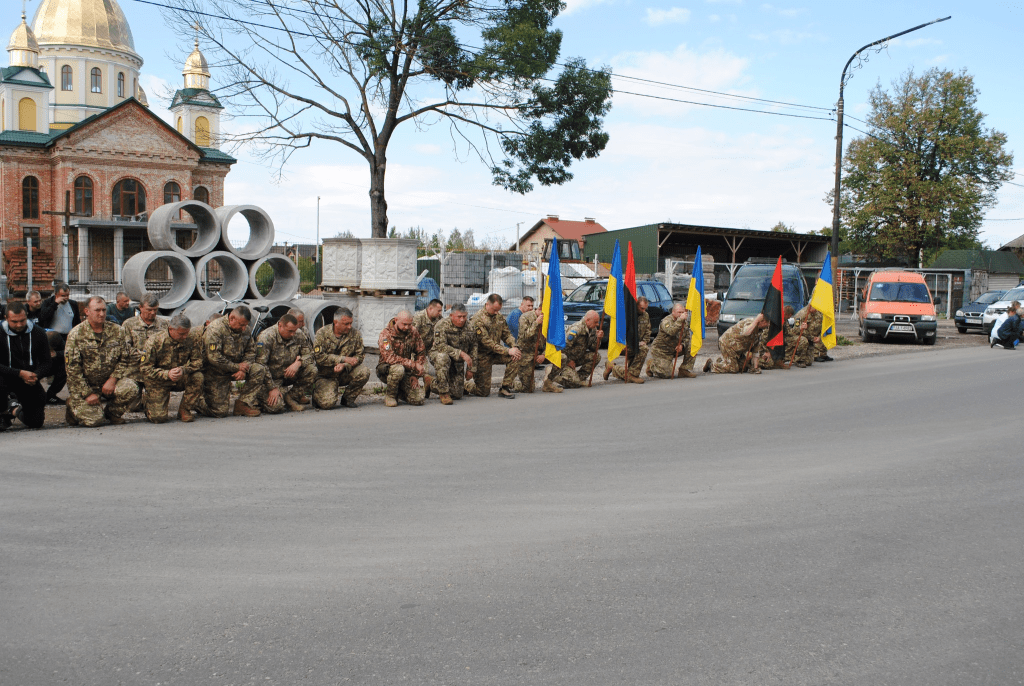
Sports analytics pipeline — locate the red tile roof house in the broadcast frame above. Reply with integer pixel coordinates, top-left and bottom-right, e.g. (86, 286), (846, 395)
(512, 215), (607, 253)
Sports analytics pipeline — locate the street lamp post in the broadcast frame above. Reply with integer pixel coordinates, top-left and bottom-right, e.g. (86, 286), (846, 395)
(830, 16), (951, 288)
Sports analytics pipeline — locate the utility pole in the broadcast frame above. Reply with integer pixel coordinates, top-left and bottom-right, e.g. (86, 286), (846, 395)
(831, 16), (950, 290)
(316, 196), (321, 263)
(516, 222), (522, 252)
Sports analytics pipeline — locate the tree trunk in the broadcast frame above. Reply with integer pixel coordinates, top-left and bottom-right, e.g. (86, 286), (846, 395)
(369, 155), (389, 239)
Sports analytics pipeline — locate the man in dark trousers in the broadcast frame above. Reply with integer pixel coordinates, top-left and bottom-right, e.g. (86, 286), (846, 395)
(0, 301), (52, 429)
(37, 283), (81, 404)
(992, 302), (1023, 349)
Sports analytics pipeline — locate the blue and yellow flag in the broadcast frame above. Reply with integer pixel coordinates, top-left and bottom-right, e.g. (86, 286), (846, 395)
(542, 239), (566, 367)
(603, 240), (626, 362)
(809, 251), (837, 350)
(685, 246), (706, 356)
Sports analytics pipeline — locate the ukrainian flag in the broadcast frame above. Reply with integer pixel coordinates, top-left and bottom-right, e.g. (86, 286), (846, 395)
(542, 239), (567, 367)
(810, 251), (837, 350)
(603, 240), (626, 362)
(686, 246), (706, 356)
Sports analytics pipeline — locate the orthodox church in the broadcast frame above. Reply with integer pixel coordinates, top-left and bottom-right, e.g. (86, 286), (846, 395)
(0, 0), (234, 292)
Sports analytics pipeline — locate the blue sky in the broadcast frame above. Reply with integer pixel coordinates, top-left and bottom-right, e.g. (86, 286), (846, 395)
(56, 0), (1024, 250)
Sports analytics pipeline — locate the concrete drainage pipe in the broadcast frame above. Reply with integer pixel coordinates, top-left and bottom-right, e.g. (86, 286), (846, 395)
(192, 251), (249, 302)
(216, 205), (275, 260)
(122, 251), (197, 310)
(170, 300), (230, 326)
(248, 254), (301, 301)
(290, 298), (346, 337)
(148, 201), (221, 257)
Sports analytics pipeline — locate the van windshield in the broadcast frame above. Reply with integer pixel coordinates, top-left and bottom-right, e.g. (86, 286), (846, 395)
(869, 282), (931, 303)
(727, 277), (802, 305)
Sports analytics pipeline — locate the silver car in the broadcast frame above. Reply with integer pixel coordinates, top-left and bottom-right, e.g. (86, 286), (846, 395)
(982, 285), (1024, 333)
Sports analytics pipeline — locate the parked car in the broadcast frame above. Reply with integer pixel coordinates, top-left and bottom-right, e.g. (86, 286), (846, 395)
(981, 286), (1024, 333)
(858, 270), (939, 345)
(717, 261), (809, 336)
(562, 279), (674, 346)
(954, 289), (1006, 334)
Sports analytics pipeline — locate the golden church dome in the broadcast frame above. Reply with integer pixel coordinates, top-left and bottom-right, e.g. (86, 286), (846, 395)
(31, 0), (137, 55)
(8, 14), (39, 53)
(183, 40), (209, 76)
(137, 83), (149, 107)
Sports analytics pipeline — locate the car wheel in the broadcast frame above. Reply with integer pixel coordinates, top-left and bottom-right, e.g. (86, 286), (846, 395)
(860, 322), (873, 342)
(956, 326), (967, 334)
(922, 336), (936, 346)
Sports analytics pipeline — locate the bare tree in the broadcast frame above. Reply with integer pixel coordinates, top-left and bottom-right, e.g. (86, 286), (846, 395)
(168, 0), (613, 237)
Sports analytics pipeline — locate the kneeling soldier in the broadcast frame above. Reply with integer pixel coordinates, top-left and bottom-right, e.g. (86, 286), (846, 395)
(545, 310), (603, 390)
(429, 304), (476, 405)
(141, 313), (206, 423)
(312, 307), (369, 409)
(203, 305), (268, 417)
(606, 296), (652, 383)
(64, 296), (140, 427)
(377, 310), (426, 407)
(704, 313), (770, 374)
(512, 306), (546, 393)
(469, 293), (521, 399)
(256, 313), (318, 413)
(647, 304), (697, 378)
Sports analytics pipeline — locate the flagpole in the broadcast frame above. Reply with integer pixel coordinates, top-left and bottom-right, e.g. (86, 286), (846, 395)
(588, 313), (605, 387)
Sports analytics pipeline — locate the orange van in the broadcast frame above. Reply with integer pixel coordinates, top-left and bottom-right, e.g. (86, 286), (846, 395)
(858, 270), (939, 345)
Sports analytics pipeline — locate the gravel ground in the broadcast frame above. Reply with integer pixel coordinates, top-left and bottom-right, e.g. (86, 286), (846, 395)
(5, 316), (993, 432)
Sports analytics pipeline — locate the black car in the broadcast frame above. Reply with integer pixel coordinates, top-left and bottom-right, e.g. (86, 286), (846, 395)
(562, 279), (675, 345)
(955, 289), (1006, 334)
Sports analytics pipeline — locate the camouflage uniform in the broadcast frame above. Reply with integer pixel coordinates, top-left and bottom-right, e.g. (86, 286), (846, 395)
(376, 318), (426, 405)
(429, 316), (477, 399)
(255, 325), (318, 413)
(512, 309), (545, 392)
(608, 309), (651, 380)
(202, 317), (269, 417)
(647, 315), (695, 378)
(140, 328), (207, 422)
(312, 326), (370, 409)
(710, 317), (763, 374)
(795, 305), (828, 359)
(469, 308), (519, 396)
(121, 316), (169, 383)
(64, 321), (140, 426)
(413, 309), (441, 358)
(547, 319), (599, 389)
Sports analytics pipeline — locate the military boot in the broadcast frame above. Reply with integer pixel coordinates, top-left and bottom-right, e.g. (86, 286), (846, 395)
(233, 399), (261, 417)
(439, 393), (453, 405)
(178, 405), (195, 423)
(627, 375), (645, 384)
(542, 378), (563, 393)
(65, 405), (78, 426)
(105, 408), (127, 426)
(284, 395), (306, 412)
(339, 397), (359, 409)
(384, 394), (398, 408)
(677, 368), (697, 379)
(603, 362), (612, 380)
(702, 359), (714, 373)
(424, 375), (433, 399)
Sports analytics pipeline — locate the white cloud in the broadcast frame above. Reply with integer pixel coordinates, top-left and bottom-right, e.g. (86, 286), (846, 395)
(561, 0), (612, 15)
(760, 3), (804, 17)
(709, 13), (721, 21)
(645, 7), (692, 25)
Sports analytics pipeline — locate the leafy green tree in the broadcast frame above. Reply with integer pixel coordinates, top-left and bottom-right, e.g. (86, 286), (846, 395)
(770, 221), (795, 233)
(171, 0), (613, 238)
(833, 68), (1013, 263)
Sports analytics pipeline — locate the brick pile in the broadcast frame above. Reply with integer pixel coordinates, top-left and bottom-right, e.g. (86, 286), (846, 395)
(3, 247), (56, 295)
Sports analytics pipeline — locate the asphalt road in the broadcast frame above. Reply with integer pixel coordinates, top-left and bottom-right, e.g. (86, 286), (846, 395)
(2, 345), (1022, 685)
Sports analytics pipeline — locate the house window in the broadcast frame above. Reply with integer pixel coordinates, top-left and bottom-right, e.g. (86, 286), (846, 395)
(22, 176), (39, 219)
(112, 178), (146, 217)
(176, 117), (182, 133)
(91, 68), (102, 93)
(194, 186), (209, 204)
(18, 97), (35, 131)
(194, 116), (210, 146)
(117, 72), (124, 97)
(61, 65), (72, 91)
(74, 176), (94, 216)
(163, 181), (181, 205)
(23, 226), (40, 249)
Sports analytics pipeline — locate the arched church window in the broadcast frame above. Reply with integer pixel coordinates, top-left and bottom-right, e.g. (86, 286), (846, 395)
(176, 117), (182, 133)
(117, 73), (125, 98)
(74, 177), (94, 217)
(61, 65), (72, 91)
(112, 179), (147, 217)
(91, 68), (102, 93)
(18, 98), (35, 131)
(195, 116), (210, 147)
(164, 182), (181, 205)
(22, 176), (39, 219)
(194, 186), (209, 204)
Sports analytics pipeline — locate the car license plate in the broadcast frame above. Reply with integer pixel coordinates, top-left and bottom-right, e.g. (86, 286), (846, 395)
(966, 317), (982, 324)
(891, 324), (915, 332)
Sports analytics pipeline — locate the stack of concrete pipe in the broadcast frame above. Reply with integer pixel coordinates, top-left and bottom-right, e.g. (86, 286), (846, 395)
(122, 201), (300, 310)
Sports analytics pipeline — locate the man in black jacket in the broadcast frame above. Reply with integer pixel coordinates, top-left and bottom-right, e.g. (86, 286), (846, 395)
(37, 283), (80, 404)
(1, 301), (52, 429)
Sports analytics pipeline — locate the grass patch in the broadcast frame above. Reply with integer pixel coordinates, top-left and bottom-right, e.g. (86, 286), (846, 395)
(836, 335), (854, 346)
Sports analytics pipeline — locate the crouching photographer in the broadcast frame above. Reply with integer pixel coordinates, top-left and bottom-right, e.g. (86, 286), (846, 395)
(0, 302), (52, 430)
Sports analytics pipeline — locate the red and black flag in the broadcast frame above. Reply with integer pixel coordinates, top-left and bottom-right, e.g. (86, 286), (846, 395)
(760, 256), (785, 350)
(624, 241), (640, 354)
